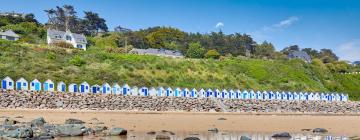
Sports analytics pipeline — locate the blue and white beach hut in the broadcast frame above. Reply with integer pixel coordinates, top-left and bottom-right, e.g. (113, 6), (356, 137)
(328, 93), (335, 102)
(235, 89), (241, 99)
(249, 90), (256, 99)
(79, 82), (90, 93)
(221, 89), (228, 99)
(293, 92), (299, 100)
(149, 87), (157, 96)
(174, 87), (181, 97)
(206, 89), (213, 98)
(214, 89), (221, 98)
(320, 93), (327, 101)
(157, 87), (165, 96)
(131, 86), (139, 96)
(101, 83), (111, 94)
(269, 91), (275, 100)
(182, 88), (190, 97)
(191, 88), (199, 98)
(16, 77), (28, 90)
(341, 93), (348, 102)
(229, 89), (235, 99)
(299, 92), (306, 101)
(281, 91), (287, 100)
(139, 87), (149, 96)
(112, 83), (121, 95)
(241, 90), (249, 100)
(43, 79), (55, 92)
(199, 88), (206, 98)
(308, 92), (315, 101)
(68, 83), (77, 93)
(2, 76), (14, 90)
(314, 93), (320, 101)
(122, 84), (130, 96)
(91, 84), (100, 94)
(275, 91), (282, 100)
(30, 79), (41, 91)
(57, 81), (66, 92)
(287, 92), (294, 101)
(256, 91), (263, 100)
(166, 87), (173, 96)
(262, 91), (268, 100)
(335, 93), (341, 102)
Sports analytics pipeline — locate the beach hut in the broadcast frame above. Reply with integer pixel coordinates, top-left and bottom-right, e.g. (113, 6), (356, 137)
(281, 91), (287, 100)
(191, 88), (198, 98)
(221, 89), (228, 99)
(16, 77), (28, 90)
(111, 83), (121, 95)
(206, 89), (213, 98)
(43, 79), (55, 92)
(165, 87), (173, 96)
(299, 92), (305, 101)
(320, 93), (327, 101)
(249, 90), (256, 99)
(182, 88), (190, 97)
(314, 93), (320, 101)
(122, 84), (131, 96)
(157, 87), (165, 96)
(149, 87), (157, 96)
(256, 91), (262, 100)
(1, 76), (14, 90)
(234, 89), (240, 99)
(30, 79), (41, 91)
(199, 88), (206, 98)
(308, 92), (315, 101)
(228, 89), (235, 99)
(270, 91), (276, 100)
(287, 92), (294, 101)
(139, 87), (149, 96)
(241, 90), (249, 100)
(214, 89), (221, 98)
(91, 84), (100, 94)
(68, 83), (77, 93)
(173, 87), (181, 97)
(57, 81), (66, 92)
(341, 94), (348, 102)
(328, 93), (335, 102)
(275, 91), (282, 100)
(131, 86), (139, 96)
(79, 82), (90, 93)
(101, 83), (111, 94)
(262, 91), (268, 100)
(334, 93), (341, 102)
(293, 92), (299, 100)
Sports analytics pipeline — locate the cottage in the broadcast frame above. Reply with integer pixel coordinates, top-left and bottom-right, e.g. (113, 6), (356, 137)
(199, 88), (206, 98)
(131, 86), (139, 96)
(68, 83), (78, 93)
(229, 89), (235, 99)
(57, 81), (66, 92)
(221, 89), (228, 99)
(166, 87), (173, 96)
(139, 87), (149, 96)
(30, 79), (41, 91)
(206, 89), (213, 98)
(122, 84), (131, 96)
(47, 29), (87, 50)
(149, 87), (157, 96)
(157, 87), (165, 96)
(43, 79), (55, 92)
(112, 83), (121, 95)
(101, 83), (111, 94)
(288, 51), (312, 63)
(191, 88), (198, 98)
(79, 82), (90, 93)
(16, 77), (28, 90)
(0, 30), (20, 41)
(182, 88), (190, 97)
(2, 76), (14, 90)
(91, 84), (100, 94)
(129, 48), (184, 58)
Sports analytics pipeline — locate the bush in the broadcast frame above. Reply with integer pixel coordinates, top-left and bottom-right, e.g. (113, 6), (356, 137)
(50, 41), (73, 49)
(185, 42), (205, 58)
(69, 55), (86, 66)
(205, 49), (220, 59)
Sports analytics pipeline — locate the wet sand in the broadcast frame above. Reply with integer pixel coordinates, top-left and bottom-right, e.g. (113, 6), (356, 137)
(1, 109), (360, 136)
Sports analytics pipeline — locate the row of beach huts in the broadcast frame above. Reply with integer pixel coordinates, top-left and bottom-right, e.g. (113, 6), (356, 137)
(1, 76), (349, 102)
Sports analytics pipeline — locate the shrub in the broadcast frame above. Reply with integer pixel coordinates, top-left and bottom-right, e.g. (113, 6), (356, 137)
(205, 49), (220, 59)
(69, 55), (86, 66)
(50, 41), (73, 49)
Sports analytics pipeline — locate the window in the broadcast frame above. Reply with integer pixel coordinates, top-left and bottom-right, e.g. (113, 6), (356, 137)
(107, 87), (110, 90)
(77, 44), (82, 49)
(50, 84), (53, 88)
(66, 35), (72, 41)
(31, 82), (34, 86)
(9, 82), (12, 86)
(23, 83), (26, 86)
(86, 86), (88, 89)
(6, 36), (15, 41)
(54, 35), (61, 39)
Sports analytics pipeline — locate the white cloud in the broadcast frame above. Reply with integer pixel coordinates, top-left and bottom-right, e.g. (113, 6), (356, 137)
(215, 22), (224, 28)
(274, 16), (299, 28)
(336, 40), (360, 61)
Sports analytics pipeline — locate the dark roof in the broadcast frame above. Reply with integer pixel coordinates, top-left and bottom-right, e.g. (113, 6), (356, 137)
(353, 61), (360, 65)
(288, 51), (312, 63)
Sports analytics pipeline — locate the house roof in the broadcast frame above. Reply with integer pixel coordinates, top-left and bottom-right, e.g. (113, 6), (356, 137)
(353, 61), (360, 65)
(288, 51), (312, 62)
(47, 29), (87, 44)
(0, 30), (20, 38)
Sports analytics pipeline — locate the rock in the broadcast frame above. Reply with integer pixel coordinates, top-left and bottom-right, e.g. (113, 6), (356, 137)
(147, 131), (156, 135)
(313, 128), (328, 133)
(3, 118), (18, 125)
(184, 137), (200, 140)
(6, 127), (34, 138)
(31, 117), (46, 127)
(155, 134), (171, 140)
(109, 127), (127, 136)
(38, 135), (55, 139)
(271, 132), (292, 138)
(65, 118), (85, 124)
(240, 136), (252, 140)
(92, 126), (107, 133)
(217, 118), (227, 120)
(208, 128), (219, 133)
(55, 124), (86, 136)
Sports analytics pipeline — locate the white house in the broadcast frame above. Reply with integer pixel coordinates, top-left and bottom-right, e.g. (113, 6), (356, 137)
(101, 83), (111, 94)
(16, 77), (28, 90)
(112, 83), (121, 95)
(287, 92), (293, 101)
(91, 84), (100, 94)
(0, 30), (20, 41)
(320, 93), (327, 101)
(299, 92), (306, 101)
(79, 82), (90, 93)
(30, 79), (41, 91)
(157, 87), (165, 96)
(199, 88), (206, 98)
(235, 89), (242, 99)
(122, 84), (131, 96)
(43, 79), (55, 92)
(131, 86), (139, 96)
(68, 83), (78, 93)
(149, 87), (157, 96)
(269, 91), (275, 100)
(174, 87), (182, 97)
(47, 29), (87, 50)
(139, 87), (149, 96)
(2, 76), (14, 90)
(57, 81), (66, 92)
(166, 87), (173, 96)
(191, 88), (198, 98)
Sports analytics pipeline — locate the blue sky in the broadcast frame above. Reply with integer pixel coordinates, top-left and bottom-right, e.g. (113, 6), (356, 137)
(1, 0), (359, 61)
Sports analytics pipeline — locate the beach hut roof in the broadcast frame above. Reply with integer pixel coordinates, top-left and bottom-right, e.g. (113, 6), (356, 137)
(3, 76), (12, 80)
(81, 81), (89, 85)
(123, 83), (130, 87)
(191, 88), (197, 91)
(102, 83), (110, 86)
(32, 79), (40, 83)
(166, 87), (172, 90)
(69, 83), (77, 86)
(140, 86), (148, 89)
(222, 89), (228, 92)
(91, 84), (100, 87)
(58, 81), (65, 84)
(45, 79), (53, 83)
(199, 88), (205, 92)
(112, 83), (120, 87)
(157, 87), (165, 90)
(183, 88), (189, 91)
(17, 77), (27, 82)
(207, 89), (213, 92)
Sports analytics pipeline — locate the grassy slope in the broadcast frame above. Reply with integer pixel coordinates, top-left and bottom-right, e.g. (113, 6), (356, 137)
(0, 42), (359, 100)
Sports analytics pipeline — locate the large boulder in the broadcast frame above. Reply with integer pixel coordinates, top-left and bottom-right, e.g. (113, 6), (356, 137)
(6, 127), (34, 138)
(55, 124), (87, 136)
(3, 118), (18, 125)
(31, 117), (46, 127)
(313, 128), (328, 133)
(109, 127), (127, 136)
(64, 118), (85, 124)
(271, 132), (292, 138)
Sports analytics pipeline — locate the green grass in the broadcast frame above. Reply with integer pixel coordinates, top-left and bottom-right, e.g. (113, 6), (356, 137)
(1, 40), (359, 100)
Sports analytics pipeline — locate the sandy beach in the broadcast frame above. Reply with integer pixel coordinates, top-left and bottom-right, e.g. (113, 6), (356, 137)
(1, 109), (360, 136)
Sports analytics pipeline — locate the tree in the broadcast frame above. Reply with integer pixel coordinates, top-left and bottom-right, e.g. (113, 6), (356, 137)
(205, 49), (220, 59)
(302, 48), (319, 58)
(186, 42), (206, 58)
(44, 5), (81, 32)
(81, 11), (108, 36)
(254, 41), (276, 59)
(318, 49), (339, 63)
